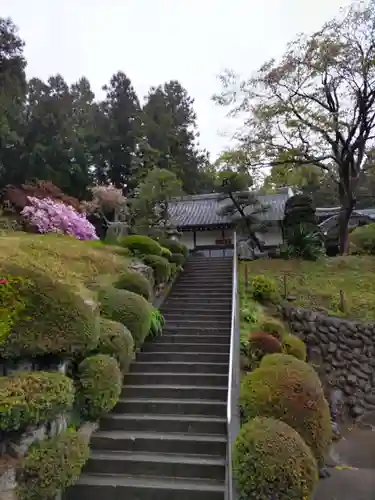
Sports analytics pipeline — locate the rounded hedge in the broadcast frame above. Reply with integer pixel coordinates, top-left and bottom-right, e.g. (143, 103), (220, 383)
(260, 353), (321, 384)
(160, 246), (173, 260)
(98, 287), (152, 348)
(119, 235), (162, 256)
(256, 315), (287, 341)
(170, 253), (185, 266)
(251, 274), (277, 302)
(115, 269), (152, 300)
(143, 254), (170, 285)
(0, 263), (98, 358)
(76, 354), (122, 421)
(158, 237), (188, 258)
(233, 417), (318, 500)
(17, 428), (90, 500)
(282, 333), (307, 361)
(240, 362), (332, 465)
(96, 317), (134, 373)
(0, 371), (74, 432)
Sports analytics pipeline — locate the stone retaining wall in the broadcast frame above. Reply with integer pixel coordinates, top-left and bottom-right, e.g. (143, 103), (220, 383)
(282, 305), (375, 418)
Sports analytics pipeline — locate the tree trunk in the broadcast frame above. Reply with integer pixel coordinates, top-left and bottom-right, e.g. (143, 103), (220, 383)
(338, 197), (355, 255)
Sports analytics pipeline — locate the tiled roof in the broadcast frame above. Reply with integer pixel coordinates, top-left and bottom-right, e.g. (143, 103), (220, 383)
(168, 189), (292, 228)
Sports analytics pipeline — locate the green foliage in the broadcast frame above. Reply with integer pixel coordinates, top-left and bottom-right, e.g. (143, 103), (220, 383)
(76, 354), (122, 421)
(0, 263), (98, 358)
(282, 334), (307, 361)
(251, 275), (277, 302)
(119, 234), (163, 256)
(98, 287), (152, 348)
(149, 307), (165, 340)
(0, 372), (74, 432)
(240, 362), (332, 465)
(233, 417), (318, 500)
(115, 269), (152, 300)
(160, 246), (173, 260)
(244, 331), (282, 370)
(350, 223), (375, 254)
(95, 317), (134, 373)
(260, 353), (322, 387)
(143, 254), (170, 285)
(282, 225), (324, 261)
(255, 315), (287, 341)
(16, 428), (90, 500)
(158, 238), (188, 259)
(170, 253), (185, 266)
(0, 276), (31, 344)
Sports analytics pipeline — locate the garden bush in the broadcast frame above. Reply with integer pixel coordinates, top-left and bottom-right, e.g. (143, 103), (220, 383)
(143, 254), (170, 285)
(0, 263), (99, 358)
(0, 371), (74, 432)
(244, 332), (283, 371)
(260, 353), (322, 386)
(240, 361), (332, 464)
(233, 416), (318, 500)
(17, 428), (89, 500)
(115, 269), (152, 300)
(170, 253), (185, 266)
(98, 287), (152, 348)
(160, 246), (173, 260)
(282, 333), (307, 361)
(158, 237), (188, 258)
(76, 354), (122, 421)
(95, 317), (134, 373)
(349, 223), (375, 254)
(256, 315), (287, 341)
(251, 274), (277, 302)
(119, 234), (162, 256)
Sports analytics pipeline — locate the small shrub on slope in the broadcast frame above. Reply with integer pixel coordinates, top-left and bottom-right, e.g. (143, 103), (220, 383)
(251, 274), (276, 302)
(282, 333), (307, 361)
(115, 269), (152, 300)
(143, 254), (170, 285)
(119, 235), (162, 256)
(95, 317), (134, 373)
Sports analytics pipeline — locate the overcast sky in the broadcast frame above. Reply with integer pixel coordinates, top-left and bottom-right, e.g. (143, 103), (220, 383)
(2, 0), (354, 159)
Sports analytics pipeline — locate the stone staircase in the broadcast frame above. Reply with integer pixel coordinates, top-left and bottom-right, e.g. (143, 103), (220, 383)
(66, 254), (233, 500)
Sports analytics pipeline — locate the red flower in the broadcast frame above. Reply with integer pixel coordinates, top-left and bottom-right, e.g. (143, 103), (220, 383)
(0, 280), (9, 285)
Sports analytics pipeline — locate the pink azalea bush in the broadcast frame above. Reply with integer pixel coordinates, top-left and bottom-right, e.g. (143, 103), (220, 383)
(21, 197), (99, 240)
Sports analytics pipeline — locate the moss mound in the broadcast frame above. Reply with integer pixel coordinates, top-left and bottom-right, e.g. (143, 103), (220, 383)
(260, 353), (320, 382)
(115, 269), (152, 300)
(233, 417), (318, 500)
(240, 362), (332, 464)
(157, 237), (188, 258)
(160, 246), (173, 260)
(282, 333), (307, 361)
(256, 315), (287, 341)
(170, 253), (185, 266)
(119, 235), (162, 256)
(0, 371), (74, 432)
(76, 354), (122, 421)
(0, 263), (98, 358)
(143, 254), (170, 285)
(17, 428), (90, 500)
(98, 287), (151, 348)
(249, 331), (283, 354)
(96, 317), (134, 373)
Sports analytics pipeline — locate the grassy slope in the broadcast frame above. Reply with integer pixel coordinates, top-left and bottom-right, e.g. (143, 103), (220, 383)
(0, 233), (130, 299)
(241, 256), (375, 321)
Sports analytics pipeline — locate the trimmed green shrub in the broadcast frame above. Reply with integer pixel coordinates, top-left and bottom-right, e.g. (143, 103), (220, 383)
(169, 262), (178, 278)
(256, 315), (287, 341)
(170, 253), (185, 266)
(158, 237), (188, 258)
(98, 287), (152, 348)
(240, 361), (332, 465)
(0, 371), (74, 432)
(245, 331), (282, 371)
(17, 428), (90, 500)
(350, 223), (375, 254)
(260, 353), (321, 386)
(251, 274), (277, 302)
(95, 317), (134, 373)
(0, 263), (98, 358)
(233, 417), (318, 500)
(282, 333), (307, 361)
(119, 235), (162, 256)
(143, 254), (170, 285)
(76, 354), (122, 421)
(115, 269), (152, 300)
(160, 246), (173, 260)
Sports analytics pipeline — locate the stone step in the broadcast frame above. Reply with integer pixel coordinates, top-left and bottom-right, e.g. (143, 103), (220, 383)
(90, 430), (227, 456)
(164, 319), (231, 330)
(121, 385), (227, 401)
(130, 361), (229, 375)
(85, 451), (226, 481)
(161, 299), (231, 309)
(172, 285), (232, 293)
(99, 413), (226, 435)
(66, 473), (225, 500)
(161, 326), (230, 336)
(143, 342), (229, 354)
(177, 276), (232, 284)
(161, 308), (231, 318)
(125, 372), (228, 387)
(168, 291), (232, 299)
(136, 351), (229, 363)
(155, 335), (230, 344)
(113, 398), (226, 417)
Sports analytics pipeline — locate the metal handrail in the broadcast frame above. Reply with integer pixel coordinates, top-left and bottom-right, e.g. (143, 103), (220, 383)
(226, 231), (240, 500)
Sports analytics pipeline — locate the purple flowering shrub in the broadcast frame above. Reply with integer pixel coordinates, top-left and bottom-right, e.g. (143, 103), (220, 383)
(21, 197), (99, 240)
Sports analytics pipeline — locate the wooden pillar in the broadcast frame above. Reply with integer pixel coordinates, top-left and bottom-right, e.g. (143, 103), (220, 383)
(193, 230), (197, 249)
